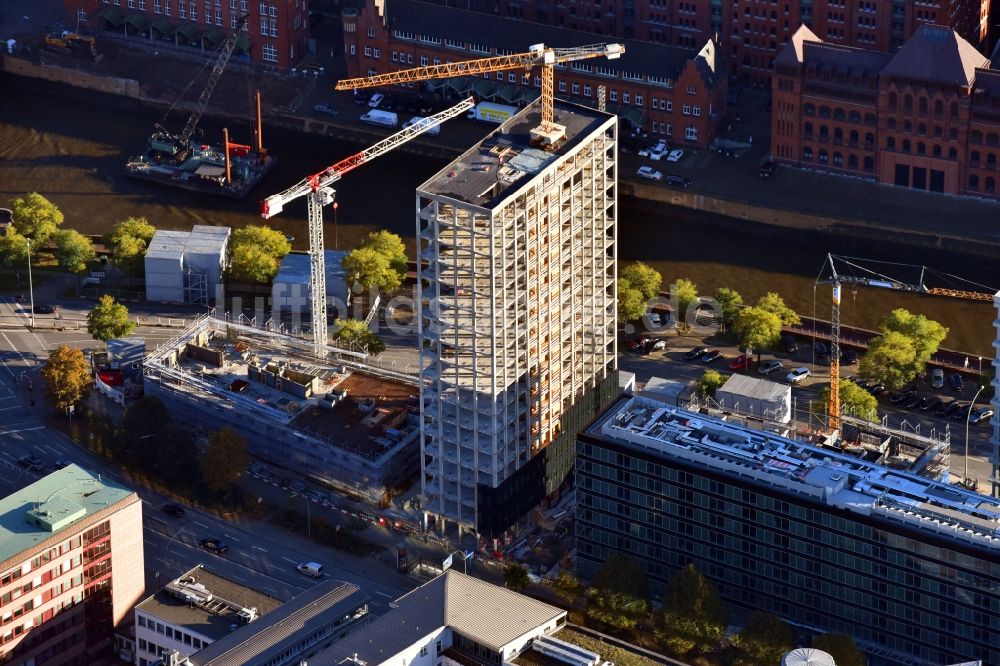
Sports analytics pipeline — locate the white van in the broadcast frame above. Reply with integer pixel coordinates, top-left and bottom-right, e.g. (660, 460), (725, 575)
(403, 116), (440, 135)
(296, 562), (324, 578)
(360, 110), (398, 128)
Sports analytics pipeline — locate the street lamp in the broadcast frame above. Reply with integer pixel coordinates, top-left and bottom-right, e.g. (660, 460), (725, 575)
(964, 384), (986, 490)
(25, 239), (34, 329)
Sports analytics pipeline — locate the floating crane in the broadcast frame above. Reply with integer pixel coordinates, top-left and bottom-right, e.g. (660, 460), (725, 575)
(260, 97), (476, 351)
(817, 253), (994, 436)
(335, 42), (625, 147)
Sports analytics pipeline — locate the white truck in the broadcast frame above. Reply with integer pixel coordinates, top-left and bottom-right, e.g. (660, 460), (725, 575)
(402, 116), (440, 135)
(360, 109), (398, 127)
(466, 102), (518, 125)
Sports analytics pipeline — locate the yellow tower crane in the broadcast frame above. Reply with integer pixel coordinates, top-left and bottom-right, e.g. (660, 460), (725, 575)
(335, 42), (625, 147)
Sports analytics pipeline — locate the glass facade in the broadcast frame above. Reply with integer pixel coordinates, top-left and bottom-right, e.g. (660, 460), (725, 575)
(575, 408), (1000, 666)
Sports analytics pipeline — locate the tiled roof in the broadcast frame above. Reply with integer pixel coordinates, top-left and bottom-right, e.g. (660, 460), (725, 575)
(883, 24), (987, 86)
(381, 0), (721, 85)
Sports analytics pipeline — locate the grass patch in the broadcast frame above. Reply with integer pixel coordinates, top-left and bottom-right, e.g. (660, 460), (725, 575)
(557, 627), (676, 666)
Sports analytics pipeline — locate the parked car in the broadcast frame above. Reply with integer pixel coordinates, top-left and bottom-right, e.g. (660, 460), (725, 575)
(758, 160), (776, 178)
(700, 350), (724, 364)
(786, 367), (811, 384)
(970, 407), (994, 424)
(950, 403), (972, 420)
(18, 454), (43, 471)
(729, 354), (751, 371)
(902, 394), (923, 409)
(841, 349), (859, 365)
(637, 147), (651, 157)
(665, 149), (684, 162)
(297, 562), (324, 578)
(313, 104), (339, 117)
(637, 166), (663, 181)
(686, 347), (710, 361)
(758, 359), (784, 375)
(866, 383), (885, 396)
(649, 140), (667, 160)
(930, 368), (945, 389)
(814, 341), (829, 357)
(780, 335), (799, 354)
(935, 398), (956, 416)
(162, 504), (186, 519)
(33, 304), (57, 314)
(353, 90), (372, 105)
(368, 93), (385, 108)
(941, 400), (964, 417)
(948, 373), (964, 392)
(199, 538), (229, 554)
(665, 174), (691, 187)
(889, 387), (917, 405)
(921, 396), (942, 412)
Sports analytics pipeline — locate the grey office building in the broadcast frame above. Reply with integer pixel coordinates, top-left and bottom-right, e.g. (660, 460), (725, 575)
(576, 394), (1000, 666)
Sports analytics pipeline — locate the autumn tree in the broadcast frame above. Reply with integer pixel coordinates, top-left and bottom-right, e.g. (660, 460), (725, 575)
(227, 225), (291, 283)
(330, 319), (386, 356)
(53, 229), (96, 274)
(10, 192), (63, 247)
(733, 306), (782, 361)
(756, 291), (801, 326)
(87, 295), (135, 342)
(587, 553), (651, 631)
(41, 345), (91, 412)
(656, 564), (729, 657)
(199, 427), (251, 495)
(109, 217), (156, 276)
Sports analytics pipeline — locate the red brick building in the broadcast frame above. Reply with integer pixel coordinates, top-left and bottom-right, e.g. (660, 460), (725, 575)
(772, 23), (1000, 198)
(422, 0), (989, 82)
(64, 0), (309, 68)
(342, 0), (728, 148)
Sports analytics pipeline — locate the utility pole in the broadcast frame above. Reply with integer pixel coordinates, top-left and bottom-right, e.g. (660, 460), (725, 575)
(26, 239), (34, 329)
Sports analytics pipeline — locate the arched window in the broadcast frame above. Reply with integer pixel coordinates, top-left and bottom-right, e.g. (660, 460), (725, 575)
(848, 154), (859, 169)
(849, 130), (859, 144)
(987, 176), (996, 192)
(934, 99), (944, 117)
(932, 145), (941, 157)
(864, 156), (874, 171)
(833, 152), (843, 165)
(888, 91), (898, 108)
(819, 149), (828, 163)
(887, 137), (896, 150)
(918, 97), (928, 114)
(833, 108), (846, 121)
(819, 124), (829, 138)
(819, 105), (831, 118)
(971, 130), (983, 144)
(803, 147), (813, 160)
(849, 110), (861, 123)
(969, 174), (979, 190)
(804, 103), (816, 116)
(865, 132), (875, 147)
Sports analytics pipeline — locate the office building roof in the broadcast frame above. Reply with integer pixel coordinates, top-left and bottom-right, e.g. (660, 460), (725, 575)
(273, 250), (348, 287)
(189, 580), (368, 666)
(0, 464), (136, 567)
(136, 565), (284, 641)
(587, 396), (1000, 550)
(418, 99), (612, 208)
(309, 571), (565, 666)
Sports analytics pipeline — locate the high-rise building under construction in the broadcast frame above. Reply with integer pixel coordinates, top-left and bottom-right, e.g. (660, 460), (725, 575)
(417, 99), (620, 538)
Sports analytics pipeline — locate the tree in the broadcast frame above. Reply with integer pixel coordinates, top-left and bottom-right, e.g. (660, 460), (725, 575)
(199, 427), (250, 494)
(757, 291), (801, 326)
(0, 227), (29, 267)
(503, 563), (530, 592)
(53, 229), (96, 274)
(729, 611), (795, 666)
(41, 345), (91, 412)
(714, 287), (743, 331)
(357, 230), (408, 275)
(813, 634), (865, 666)
(879, 308), (947, 372)
(87, 295), (135, 342)
(657, 564), (729, 657)
(109, 217), (156, 276)
(733, 307), (782, 361)
(553, 571), (583, 606)
(859, 330), (918, 390)
(10, 192), (63, 247)
(818, 380), (878, 422)
(228, 225), (291, 283)
(617, 277), (648, 323)
(671, 279), (698, 323)
(699, 369), (728, 397)
(331, 319), (386, 355)
(621, 262), (662, 301)
(588, 553), (651, 631)
(342, 246), (402, 292)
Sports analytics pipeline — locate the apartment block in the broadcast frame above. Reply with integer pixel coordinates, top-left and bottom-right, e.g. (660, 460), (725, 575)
(575, 395), (1000, 665)
(64, 0), (309, 68)
(772, 24), (1000, 200)
(417, 99), (619, 537)
(0, 465), (144, 666)
(342, 0), (727, 148)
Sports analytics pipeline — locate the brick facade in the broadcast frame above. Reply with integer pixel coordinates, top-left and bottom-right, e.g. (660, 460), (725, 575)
(64, 0), (309, 69)
(341, 0), (727, 149)
(773, 24), (1000, 199)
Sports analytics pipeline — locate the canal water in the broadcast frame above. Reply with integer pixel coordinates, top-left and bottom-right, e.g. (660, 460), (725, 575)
(0, 84), (995, 355)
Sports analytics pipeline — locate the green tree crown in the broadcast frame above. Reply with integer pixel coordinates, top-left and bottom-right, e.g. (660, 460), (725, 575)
(10, 192), (64, 247)
(87, 294), (136, 342)
(54, 229), (96, 274)
(621, 262), (662, 301)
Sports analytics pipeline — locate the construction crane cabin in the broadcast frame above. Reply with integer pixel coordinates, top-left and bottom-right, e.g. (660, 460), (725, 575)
(335, 42), (625, 148)
(260, 98), (476, 352)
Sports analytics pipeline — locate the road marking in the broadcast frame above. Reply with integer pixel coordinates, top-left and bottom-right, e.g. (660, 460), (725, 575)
(192, 521), (209, 529)
(374, 591), (393, 598)
(281, 556), (297, 564)
(0, 426), (45, 437)
(252, 545), (268, 552)
(224, 535), (240, 542)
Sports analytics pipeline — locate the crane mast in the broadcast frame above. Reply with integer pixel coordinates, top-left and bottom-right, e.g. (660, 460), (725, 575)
(336, 43), (625, 146)
(261, 97), (476, 352)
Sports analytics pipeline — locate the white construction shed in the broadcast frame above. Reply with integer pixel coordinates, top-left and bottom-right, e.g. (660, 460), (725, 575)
(144, 225), (230, 304)
(716, 373), (792, 424)
(271, 250), (349, 318)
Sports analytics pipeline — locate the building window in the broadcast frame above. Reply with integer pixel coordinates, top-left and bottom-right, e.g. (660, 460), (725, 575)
(349, 44), (355, 55)
(622, 92), (630, 104)
(367, 28), (375, 37)
(666, 100), (672, 112)
(154, 0), (161, 13)
(373, 48), (380, 58)
(609, 90), (618, 102)
(803, 147), (813, 160)
(433, 57), (441, 65)
(684, 125), (697, 140)
(635, 94), (643, 106)
(391, 50), (398, 62)
(509, 73), (516, 83)
(420, 55), (428, 66)
(558, 81), (567, 92)
(686, 84), (696, 94)
(682, 104), (691, 115)
(833, 152), (843, 165)
(693, 105), (701, 116)
(584, 84), (591, 96)
(665, 123), (672, 136)
(262, 43), (277, 62)
(572, 82), (579, 94)
(129, 0), (136, 7)
(364, 46), (372, 57)
(268, 17), (276, 35)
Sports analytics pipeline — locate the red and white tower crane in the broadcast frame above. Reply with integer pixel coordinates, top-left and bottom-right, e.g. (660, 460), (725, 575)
(260, 97), (475, 350)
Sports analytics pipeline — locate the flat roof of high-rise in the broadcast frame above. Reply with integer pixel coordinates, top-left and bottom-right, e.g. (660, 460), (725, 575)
(585, 396), (1000, 551)
(0, 464), (137, 566)
(418, 99), (614, 208)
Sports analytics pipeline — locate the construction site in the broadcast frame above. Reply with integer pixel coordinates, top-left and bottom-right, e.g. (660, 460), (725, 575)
(143, 314), (421, 503)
